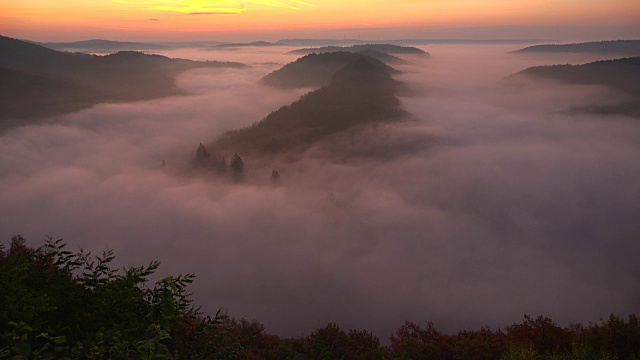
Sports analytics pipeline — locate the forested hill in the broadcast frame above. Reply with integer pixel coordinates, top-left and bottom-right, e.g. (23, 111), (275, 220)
(289, 43), (428, 55)
(42, 39), (168, 52)
(517, 57), (640, 117)
(209, 56), (406, 157)
(0, 35), (246, 131)
(517, 57), (640, 95)
(512, 40), (640, 55)
(260, 51), (399, 89)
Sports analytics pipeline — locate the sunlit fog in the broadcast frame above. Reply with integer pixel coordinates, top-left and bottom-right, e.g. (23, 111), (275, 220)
(1, 43), (639, 339)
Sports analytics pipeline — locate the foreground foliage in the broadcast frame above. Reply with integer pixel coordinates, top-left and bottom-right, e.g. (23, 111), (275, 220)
(0, 235), (234, 359)
(2, 236), (638, 359)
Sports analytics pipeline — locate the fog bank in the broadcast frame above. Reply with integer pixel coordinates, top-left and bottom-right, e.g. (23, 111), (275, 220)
(1, 45), (638, 339)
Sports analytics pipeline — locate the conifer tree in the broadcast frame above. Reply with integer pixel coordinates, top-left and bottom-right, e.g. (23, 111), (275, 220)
(230, 154), (244, 173)
(195, 143), (210, 167)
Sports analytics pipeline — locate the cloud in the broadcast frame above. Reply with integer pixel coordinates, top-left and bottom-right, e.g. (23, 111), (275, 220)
(246, 0), (303, 10)
(112, 0), (315, 14)
(289, 0), (317, 7)
(1, 45), (639, 340)
(187, 11), (241, 15)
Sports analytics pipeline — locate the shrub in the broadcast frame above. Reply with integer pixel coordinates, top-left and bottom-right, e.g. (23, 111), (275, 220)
(0, 235), (230, 359)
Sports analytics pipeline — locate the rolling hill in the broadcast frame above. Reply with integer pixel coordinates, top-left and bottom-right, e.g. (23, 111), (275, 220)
(260, 51), (400, 89)
(203, 55), (407, 160)
(517, 57), (640, 95)
(512, 40), (640, 56)
(0, 35), (246, 131)
(516, 57), (640, 117)
(41, 39), (168, 52)
(288, 44), (429, 56)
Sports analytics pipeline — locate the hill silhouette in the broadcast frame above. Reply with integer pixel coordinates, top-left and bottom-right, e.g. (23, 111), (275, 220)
(0, 35), (246, 131)
(0, 67), (97, 124)
(260, 51), (400, 89)
(517, 57), (640, 117)
(214, 41), (275, 48)
(518, 57), (640, 95)
(512, 40), (640, 55)
(42, 39), (169, 52)
(289, 44), (428, 56)
(207, 56), (406, 158)
(352, 49), (408, 64)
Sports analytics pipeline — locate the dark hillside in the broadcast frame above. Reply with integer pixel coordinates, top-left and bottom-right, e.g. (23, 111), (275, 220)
(0, 67), (98, 130)
(354, 49), (409, 64)
(211, 57), (406, 156)
(260, 51), (399, 89)
(512, 40), (640, 55)
(0, 35), (246, 131)
(517, 57), (640, 95)
(516, 57), (640, 117)
(42, 39), (168, 52)
(289, 43), (428, 55)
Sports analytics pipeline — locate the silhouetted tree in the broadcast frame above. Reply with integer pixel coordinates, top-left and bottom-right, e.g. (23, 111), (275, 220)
(230, 154), (244, 173)
(195, 143), (211, 167)
(271, 169), (280, 183)
(229, 154), (244, 182)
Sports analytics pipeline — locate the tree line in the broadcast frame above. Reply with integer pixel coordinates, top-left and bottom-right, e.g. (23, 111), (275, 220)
(2, 236), (638, 359)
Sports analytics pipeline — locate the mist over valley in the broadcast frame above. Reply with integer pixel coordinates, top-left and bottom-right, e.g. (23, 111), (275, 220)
(1, 37), (639, 342)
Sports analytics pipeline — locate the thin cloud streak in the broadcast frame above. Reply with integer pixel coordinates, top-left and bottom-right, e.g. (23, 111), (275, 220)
(112, 0), (315, 14)
(187, 11), (242, 15)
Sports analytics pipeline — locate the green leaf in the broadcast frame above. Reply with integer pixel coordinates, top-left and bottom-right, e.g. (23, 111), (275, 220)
(12, 342), (31, 357)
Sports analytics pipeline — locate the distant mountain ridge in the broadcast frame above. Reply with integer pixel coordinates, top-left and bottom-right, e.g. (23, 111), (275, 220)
(36, 38), (547, 53)
(42, 39), (169, 52)
(289, 44), (428, 55)
(512, 40), (640, 55)
(260, 51), (400, 89)
(0, 35), (246, 131)
(41, 39), (225, 52)
(214, 41), (275, 48)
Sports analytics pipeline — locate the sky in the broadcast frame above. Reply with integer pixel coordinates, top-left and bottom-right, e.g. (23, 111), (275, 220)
(1, 0), (639, 41)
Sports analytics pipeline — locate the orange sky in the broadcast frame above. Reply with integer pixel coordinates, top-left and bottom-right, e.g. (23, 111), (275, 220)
(1, 0), (639, 41)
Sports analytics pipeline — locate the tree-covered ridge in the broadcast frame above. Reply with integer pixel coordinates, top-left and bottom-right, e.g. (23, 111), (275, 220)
(515, 57), (640, 117)
(214, 41), (276, 48)
(191, 55), (405, 180)
(288, 43), (429, 56)
(512, 40), (640, 55)
(212, 56), (406, 157)
(353, 49), (410, 64)
(2, 235), (639, 359)
(260, 51), (400, 89)
(517, 57), (640, 95)
(0, 35), (247, 131)
(41, 39), (170, 52)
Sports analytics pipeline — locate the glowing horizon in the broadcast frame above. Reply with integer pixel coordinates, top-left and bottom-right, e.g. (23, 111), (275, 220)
(1, 0), (639, 41)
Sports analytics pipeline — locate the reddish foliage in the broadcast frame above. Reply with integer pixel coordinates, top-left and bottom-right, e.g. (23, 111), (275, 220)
(505, 315), (573, 354)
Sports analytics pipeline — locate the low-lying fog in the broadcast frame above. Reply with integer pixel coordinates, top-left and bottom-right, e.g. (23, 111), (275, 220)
(1, 44), (638, 339)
